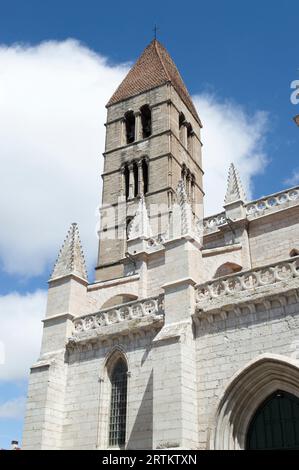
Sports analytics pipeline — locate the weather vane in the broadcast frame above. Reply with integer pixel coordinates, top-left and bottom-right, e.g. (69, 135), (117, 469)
(153, 24), (159, 40)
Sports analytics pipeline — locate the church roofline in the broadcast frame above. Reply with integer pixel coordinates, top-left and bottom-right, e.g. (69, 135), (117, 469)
(105, 83), (169, 109)
(106, 39), (201, 125)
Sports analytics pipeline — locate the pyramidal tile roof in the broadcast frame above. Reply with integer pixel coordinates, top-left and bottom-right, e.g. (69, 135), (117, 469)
(50, 223), (88, 281)
(224, 163), (247, 205)
(107, 39), (201, 125)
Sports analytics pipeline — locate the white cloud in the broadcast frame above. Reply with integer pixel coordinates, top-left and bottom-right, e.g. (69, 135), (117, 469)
(0, 396), (26, 419)
(193, 94), (268, 215)
(0, 39), (128, 277)
(284, 169), (299, 186)
(0, 41), (271, 388)
(0, 290), (46, 381)
(0, 40), (269, 279)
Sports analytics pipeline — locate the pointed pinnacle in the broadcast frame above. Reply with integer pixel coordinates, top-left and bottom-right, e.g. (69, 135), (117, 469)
(50, 223), (88, 281)
(224, 163), (246, 205)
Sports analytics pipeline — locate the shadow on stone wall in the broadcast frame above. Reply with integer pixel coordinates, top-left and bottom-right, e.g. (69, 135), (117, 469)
(127, 370), (153, 449)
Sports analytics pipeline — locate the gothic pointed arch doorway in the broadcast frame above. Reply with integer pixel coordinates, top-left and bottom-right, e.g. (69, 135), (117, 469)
(246, 390), (299, 449)
(210, 354), (299, 449)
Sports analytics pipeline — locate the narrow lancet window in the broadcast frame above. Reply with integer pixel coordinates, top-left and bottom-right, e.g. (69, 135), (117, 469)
(142, 159), (149, 194)
(187, 123), (193, 154)
(179, 112), (186, 143)
(109, 359), (128, 447)
(124, 165), (130, 200)
(125, 111), (135, 144)
(140, 105), (152, 138)
(133, 162), (139, 197)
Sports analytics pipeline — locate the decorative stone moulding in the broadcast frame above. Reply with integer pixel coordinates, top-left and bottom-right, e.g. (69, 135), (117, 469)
(203, 212), (227, 233)
(195, 256), (299, 307)
(193, 290), (298, 326)
(72, 295), (164, 334)
(147, 233), (167, 249)
(203, 186), (299, 233)
(246, 186), (299, 217)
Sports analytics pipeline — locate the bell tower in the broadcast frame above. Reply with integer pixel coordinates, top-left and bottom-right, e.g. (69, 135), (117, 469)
(96, 39), (204, 281)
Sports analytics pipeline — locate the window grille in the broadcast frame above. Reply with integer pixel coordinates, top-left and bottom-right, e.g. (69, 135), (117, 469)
(109, 359), (128, 447)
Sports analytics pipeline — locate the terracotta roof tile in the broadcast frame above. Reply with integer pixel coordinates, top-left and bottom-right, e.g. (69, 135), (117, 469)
(107, 40), (201, 125)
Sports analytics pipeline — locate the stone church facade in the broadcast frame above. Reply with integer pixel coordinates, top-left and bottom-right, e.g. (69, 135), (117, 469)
(23, 40), (299, 450)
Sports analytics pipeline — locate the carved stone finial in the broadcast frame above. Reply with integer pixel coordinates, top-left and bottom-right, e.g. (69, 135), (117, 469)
(50, 223), (88, 281)
(128, 195), (152, 240)
(224, 163), (246, 205)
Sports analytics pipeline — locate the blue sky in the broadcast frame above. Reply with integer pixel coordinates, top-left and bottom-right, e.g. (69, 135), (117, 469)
(0, 0), (298, 449)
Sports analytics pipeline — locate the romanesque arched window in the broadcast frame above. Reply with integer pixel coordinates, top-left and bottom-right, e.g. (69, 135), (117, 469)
(125, 110), (135, 144)
(180, 165), (195, 204)
(179, 112), (185, 143)
(140, 105), (151, 138)
(122, 158), (149, 200)
(109, 358), (128, 447)
(187, 123), (193, 155)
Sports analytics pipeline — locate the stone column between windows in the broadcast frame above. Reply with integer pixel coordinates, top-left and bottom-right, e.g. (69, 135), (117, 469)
(137, 160), (143, 195)
(135, 111), (142, 141)
(191, 176), (195, 207)
(181, 121), (188, 148)
(181, 166), (186, 187)
(186, 172), (191, 199)
(120, 166), (125, 197)
(128, 163), (134, 199)
(190, 130), (195, 157)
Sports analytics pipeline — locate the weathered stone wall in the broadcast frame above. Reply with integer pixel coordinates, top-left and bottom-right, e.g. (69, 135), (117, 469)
(201, 201), (299, 281)
(202, 246), (243, 280)
(147, 251), (166, 296)
(23, 357), (67, 450)
(97, 82), (204, 279)
(249, 207), (299, 268)
(195, 292), (299, 449)
(61, 332), (157, 449)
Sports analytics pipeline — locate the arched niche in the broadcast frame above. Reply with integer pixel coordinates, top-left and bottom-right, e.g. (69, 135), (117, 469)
(214, 262), (242, 278)
(100, 294), (138, 309)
